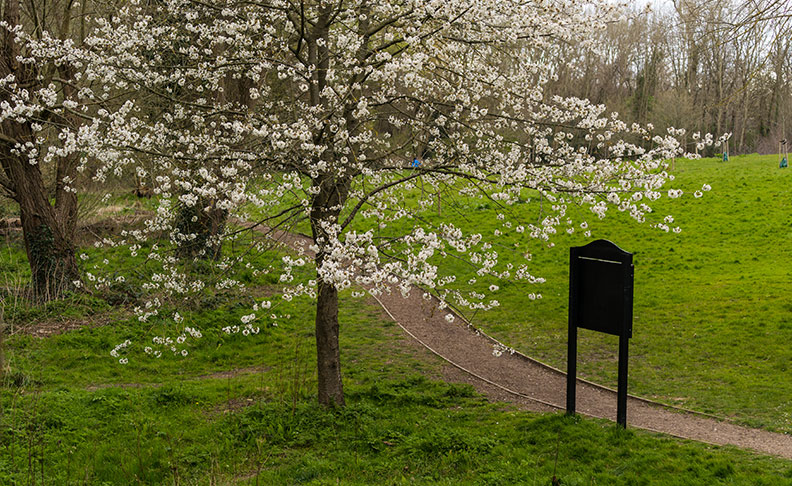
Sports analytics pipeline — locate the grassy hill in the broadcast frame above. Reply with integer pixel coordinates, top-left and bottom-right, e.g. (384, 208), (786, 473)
(462, 154), (792, 431)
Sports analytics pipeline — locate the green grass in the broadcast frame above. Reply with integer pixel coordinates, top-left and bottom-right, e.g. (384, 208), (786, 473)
(3, 286), (792, 484)
(7, 370), (792, 485)
(419, 154), (792, 430)
(3, 154), (792, 484)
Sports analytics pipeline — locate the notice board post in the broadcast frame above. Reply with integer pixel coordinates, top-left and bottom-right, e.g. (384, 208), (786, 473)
(566, 240), (634, 427)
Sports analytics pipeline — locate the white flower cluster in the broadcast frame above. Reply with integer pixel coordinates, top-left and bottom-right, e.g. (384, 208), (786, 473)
(148, 334), (190, 357)
(222, 322), (261, 336)
(110, 340), (131, 364)
(492, 343), (515, 358)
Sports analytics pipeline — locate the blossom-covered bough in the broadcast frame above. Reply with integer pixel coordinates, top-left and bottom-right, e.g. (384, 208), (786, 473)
(1, 0), (716, 406)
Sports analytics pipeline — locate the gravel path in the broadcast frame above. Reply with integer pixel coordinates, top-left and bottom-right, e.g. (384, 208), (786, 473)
(370, 288), (792, 459)
(251, 222), (792, 460)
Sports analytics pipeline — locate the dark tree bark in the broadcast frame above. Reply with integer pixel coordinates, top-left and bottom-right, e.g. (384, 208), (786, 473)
(310, 174), (350, 407)
(0, 0), (80, 300)
(314, 278), (344, 407)
(174, 199), (227, 261)
(2, 152), (80, 300)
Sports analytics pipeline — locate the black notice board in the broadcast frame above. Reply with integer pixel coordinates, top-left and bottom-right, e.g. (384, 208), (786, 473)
(567, 239), (635, 427)
(569, 240), (634, 338)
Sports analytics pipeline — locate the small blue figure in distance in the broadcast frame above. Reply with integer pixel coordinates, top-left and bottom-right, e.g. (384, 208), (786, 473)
(411, 158), (421, 168)
(781, 157), (788, 169)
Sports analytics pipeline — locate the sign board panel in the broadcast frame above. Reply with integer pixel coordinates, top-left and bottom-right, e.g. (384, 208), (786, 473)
(569, 240), (634, 338)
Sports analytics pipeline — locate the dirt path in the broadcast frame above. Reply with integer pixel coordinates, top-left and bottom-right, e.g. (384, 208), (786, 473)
(247, 222), (792, 459)
(370, 289), (792, 459)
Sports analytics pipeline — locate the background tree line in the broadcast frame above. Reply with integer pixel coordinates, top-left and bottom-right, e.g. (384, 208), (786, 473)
(546, 0), (792, 156)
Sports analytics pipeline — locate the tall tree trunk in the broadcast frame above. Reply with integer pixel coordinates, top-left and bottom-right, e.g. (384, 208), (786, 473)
(0, 0), (79, 300)
(1, 145), (80, 299)
(310, 173), (350, 407)
(19, 197), (79, 300)
(303, 3), (347, 407)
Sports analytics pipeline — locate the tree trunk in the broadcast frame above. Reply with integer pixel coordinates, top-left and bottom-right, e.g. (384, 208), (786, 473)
(21, 202), (79, 300)
(5, 152), (80, 299)
(8, 148), (80, 299)
(174, 199), (227, 260)
(0, 0), (80, 301)
(309, 173), (350, 407)
(314, 278), (344, 407)
(306, 4), (350, 407)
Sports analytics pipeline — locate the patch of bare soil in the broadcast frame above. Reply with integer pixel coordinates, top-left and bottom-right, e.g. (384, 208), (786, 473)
(14, 313), (118, 338)
(213, 396), (262, 414)
(198, 365), (271, 380)
(1, 207), (154, 240)
(0, 218), (22, 239)
(85, 366), (271, 393)
(0, 217), (21, 229)
(245, 284), (284, 299)
(77, 209), (154, 244)
(85, 382), (158, 392)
